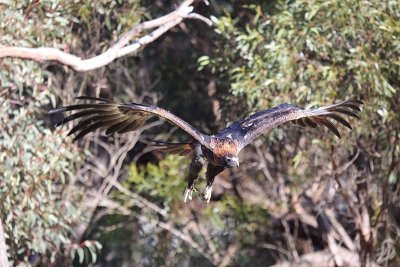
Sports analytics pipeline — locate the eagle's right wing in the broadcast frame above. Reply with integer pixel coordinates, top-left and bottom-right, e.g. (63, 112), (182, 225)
(49, 96), (212, 149)
(217, 100), (363, 150)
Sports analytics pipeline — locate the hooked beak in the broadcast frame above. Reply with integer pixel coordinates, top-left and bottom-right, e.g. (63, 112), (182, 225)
(232, 157), (239, 168)
(225, 156), (239, 168)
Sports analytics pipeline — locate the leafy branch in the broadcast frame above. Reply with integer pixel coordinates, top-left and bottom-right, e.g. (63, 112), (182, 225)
(0, 0), (211, 72)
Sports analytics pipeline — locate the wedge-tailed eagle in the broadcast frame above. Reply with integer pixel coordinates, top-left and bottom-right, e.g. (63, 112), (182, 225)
(50, 96), (362, 203)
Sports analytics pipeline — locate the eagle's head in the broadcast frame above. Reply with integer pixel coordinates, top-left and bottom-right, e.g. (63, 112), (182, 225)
(223, 155), (239, 168)
(210, 137), (240, 167)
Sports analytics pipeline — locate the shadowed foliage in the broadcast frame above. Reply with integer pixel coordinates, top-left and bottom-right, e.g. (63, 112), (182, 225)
(1, 0), (399, 266)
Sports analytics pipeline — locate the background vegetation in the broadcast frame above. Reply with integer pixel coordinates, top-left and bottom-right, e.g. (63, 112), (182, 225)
(1, 0), (399, 266)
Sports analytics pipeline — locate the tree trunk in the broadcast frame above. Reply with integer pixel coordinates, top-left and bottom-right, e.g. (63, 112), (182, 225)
(0, 219), (10, 267)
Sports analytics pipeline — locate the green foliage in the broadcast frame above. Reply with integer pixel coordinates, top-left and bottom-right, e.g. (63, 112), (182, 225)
(196, 1), (400, 265)
(203, 195), (271, 239)
(0, 88), (83, 265)
(199, 0), (400, 183)
(68, 0), (148, 33)
(126, 155), (189, 204)
(201, 1), (400, 109)
(113, 157), (273, 266)
(71, 240), (103, 265)
(0, 1), (73, 47)
(0, 0), (141, 264)
(0, 1), (84, 262)
(0, 0), (153, 264)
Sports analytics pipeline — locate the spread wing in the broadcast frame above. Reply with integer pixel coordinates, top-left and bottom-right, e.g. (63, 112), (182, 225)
(217, 100), (363, 150)
(49, 96), (211, 149)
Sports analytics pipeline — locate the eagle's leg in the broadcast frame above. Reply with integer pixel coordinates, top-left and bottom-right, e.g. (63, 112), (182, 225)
(183, 154), (205, 202)
(200, 164), (225, 203)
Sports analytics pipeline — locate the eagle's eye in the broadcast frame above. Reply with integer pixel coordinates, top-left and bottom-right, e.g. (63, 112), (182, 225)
(224, 156), (239, 168)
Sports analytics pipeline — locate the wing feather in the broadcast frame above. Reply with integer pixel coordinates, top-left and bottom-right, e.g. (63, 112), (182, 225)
(67, 114), (126, 136)
(326, 113), (352, 129)
(314, 117), (341, 138)
(55, 109), (121, 126)
(217, 100), (362, 150)
(72, 120), (117, 141)
(148, 141), (194, 156)
(105, 117), (134, 135)
(296, 118), (307, 127)
(117, 120), (145, 134)
(304, 117), (318, 128)
(50, 96), (211, 148)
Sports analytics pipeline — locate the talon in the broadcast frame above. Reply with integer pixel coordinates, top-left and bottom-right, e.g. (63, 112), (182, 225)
(200, 186), (212, 203)
(183, 187), (195, 202)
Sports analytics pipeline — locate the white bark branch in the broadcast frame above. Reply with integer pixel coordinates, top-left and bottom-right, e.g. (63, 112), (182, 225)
(0, 219), (9, 267)
(0, 0), (212, 72)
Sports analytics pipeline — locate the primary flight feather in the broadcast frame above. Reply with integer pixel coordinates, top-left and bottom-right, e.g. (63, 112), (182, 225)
(50, 97), (362, 203)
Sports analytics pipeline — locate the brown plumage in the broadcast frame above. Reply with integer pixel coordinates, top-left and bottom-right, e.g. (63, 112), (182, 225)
(210, 138), (239, 156)
(50, 96), (363, 203)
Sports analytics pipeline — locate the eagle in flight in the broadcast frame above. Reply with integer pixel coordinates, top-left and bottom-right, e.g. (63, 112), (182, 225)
(50, 96), (362, 203)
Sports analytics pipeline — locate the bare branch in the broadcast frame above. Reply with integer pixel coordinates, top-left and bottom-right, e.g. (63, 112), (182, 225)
(186, 13), (213, 26)
(218, 242), (240, 267)
(270, 250), (337, 267)
(324, 208), (356, 251)
(0, 0), (211, 72)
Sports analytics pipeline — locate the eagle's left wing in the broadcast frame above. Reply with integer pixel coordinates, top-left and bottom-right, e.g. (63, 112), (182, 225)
(49, 96), (212, 149)
(217, 100), (363, 150)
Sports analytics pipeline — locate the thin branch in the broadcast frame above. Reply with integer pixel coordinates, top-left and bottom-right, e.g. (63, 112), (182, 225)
(218, 242), (240, 267)
(324, 208), (356, 251)
(333, 148), (360, 175)
(0, 0), (212, 72)
(259, 243), (290, 259)
(186, 13), (213, 26)
(156, 220), (217, 265)
(188, 216), (221, 263)
(255, 143), (274, 183)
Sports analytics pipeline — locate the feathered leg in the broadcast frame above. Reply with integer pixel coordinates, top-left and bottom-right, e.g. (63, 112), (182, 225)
(183, 154), (205, 202)
(200, 164), (225, 203)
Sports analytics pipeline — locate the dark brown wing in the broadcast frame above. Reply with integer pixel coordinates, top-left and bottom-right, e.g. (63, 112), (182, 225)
(217, 100), (363, 150)
(49, 96), (211, 149)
